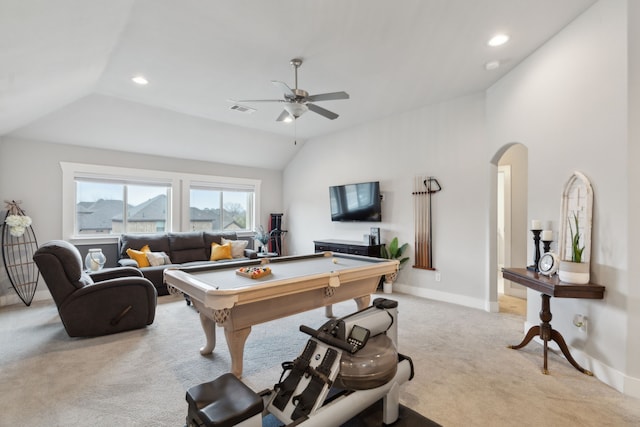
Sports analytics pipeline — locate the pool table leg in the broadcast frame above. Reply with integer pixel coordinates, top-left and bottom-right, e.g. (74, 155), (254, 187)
(198, 312), (216, 355)
(355, 295), (371, 310)
(225, 326), (252, 378)
(325, 295), (371, 318)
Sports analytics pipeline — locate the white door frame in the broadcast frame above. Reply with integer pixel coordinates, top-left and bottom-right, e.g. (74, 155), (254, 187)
(498, 165), (526, 298)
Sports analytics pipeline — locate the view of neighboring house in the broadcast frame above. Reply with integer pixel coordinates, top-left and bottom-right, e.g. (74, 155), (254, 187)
(77, 195), (245, 234)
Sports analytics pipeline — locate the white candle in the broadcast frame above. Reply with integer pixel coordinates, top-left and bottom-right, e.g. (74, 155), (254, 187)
(541, 230), (553, 241)
(531, 220), (542, 230)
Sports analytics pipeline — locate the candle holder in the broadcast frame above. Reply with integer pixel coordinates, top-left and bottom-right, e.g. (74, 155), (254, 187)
(542, 240), (552, 254)
(527, 229), (542, 272)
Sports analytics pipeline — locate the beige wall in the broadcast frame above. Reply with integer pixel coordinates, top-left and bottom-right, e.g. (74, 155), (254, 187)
(488, 0), (636, 395)
(284, 0), (638, 396)
(0, 137), (282, 303)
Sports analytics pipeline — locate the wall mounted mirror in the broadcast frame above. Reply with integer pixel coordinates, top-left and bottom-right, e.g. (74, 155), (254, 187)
(558, 171), (593, 264)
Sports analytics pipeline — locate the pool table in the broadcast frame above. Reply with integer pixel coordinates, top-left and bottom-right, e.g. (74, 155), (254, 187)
(164, 252), (398, 377)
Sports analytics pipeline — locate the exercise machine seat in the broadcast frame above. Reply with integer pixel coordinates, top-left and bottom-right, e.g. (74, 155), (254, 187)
(186, 373), (264, 427)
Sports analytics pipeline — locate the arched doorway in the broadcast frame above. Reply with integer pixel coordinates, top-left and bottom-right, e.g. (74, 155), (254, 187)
(490, 143), (528, 315)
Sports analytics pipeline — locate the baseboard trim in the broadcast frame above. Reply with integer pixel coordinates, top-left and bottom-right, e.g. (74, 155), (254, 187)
(0, 288), (51, 307)
(388, 290), (640, 399)
(523, 321), (640, 398)
(393, 283), (487, 311)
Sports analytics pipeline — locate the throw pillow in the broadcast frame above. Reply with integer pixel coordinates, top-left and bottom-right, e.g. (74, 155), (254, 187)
(126, 246), (151, 267)
(210, 242), (232, 261)
(221, 238), (248, 258)
(146, 251), (172, 267)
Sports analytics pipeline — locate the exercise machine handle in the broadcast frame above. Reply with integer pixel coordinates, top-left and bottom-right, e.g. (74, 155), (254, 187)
(299, 325), (355, 353)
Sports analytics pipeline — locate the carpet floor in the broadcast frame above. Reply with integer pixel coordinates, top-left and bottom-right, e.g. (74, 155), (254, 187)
(1, 292), (639, 426)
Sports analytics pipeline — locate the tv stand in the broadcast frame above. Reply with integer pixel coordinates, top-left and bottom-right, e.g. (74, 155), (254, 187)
(314, 239), (382, 258)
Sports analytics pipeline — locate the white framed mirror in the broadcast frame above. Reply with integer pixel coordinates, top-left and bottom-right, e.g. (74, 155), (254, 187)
(558, 171), (593, 264)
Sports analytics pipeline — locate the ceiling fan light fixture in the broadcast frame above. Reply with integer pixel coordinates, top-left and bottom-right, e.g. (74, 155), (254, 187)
(283, 115), (293, 123)
(284, 102), (308, 119)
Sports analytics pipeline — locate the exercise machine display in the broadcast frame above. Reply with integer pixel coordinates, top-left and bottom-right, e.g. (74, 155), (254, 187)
(185, 298), (414, 427)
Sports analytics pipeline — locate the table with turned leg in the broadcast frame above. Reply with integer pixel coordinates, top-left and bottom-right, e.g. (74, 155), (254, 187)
(501, 268), (604, 375)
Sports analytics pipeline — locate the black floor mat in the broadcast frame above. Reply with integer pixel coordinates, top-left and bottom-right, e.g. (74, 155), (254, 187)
(262, 398), (441, 426)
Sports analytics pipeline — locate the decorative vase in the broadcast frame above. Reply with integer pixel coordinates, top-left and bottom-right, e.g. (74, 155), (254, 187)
(383, 281), (393, 294)
(85, 248), (106, 272)
(558, 260), (590, 284)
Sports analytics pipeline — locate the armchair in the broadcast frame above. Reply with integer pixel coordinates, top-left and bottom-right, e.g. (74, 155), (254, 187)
(33, 240), (157, 337)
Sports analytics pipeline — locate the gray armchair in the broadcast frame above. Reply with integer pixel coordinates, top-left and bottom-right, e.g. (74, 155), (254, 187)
(33, 240), (157, 337)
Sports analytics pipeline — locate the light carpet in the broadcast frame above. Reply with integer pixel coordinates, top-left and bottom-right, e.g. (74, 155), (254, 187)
(1, 292), (639, 426)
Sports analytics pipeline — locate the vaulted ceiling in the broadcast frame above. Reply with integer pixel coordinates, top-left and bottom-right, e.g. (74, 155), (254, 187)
(1, 0), (596, 169)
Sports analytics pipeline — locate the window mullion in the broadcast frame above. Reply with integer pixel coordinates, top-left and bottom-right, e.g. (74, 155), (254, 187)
(123, 185), (128, 233)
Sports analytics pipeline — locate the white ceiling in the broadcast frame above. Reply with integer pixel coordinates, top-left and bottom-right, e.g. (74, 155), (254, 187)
(1, 0), (597, 170)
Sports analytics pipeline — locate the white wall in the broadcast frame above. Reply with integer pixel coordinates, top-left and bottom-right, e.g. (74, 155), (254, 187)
(0, 136), (282, 302)
(627, 0), (640, 390)
(284, 92), (490, 309)
(284, 0), (639, 397)
(488, 0), (635, 394)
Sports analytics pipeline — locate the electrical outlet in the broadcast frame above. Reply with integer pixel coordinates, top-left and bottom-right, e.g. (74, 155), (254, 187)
(435, 271), (441, 282)
(573, 314), (588, 332)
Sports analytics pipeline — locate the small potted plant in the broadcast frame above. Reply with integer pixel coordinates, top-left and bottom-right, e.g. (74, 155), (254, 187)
(558, 212), (590, 284)
(380, 237), (410, 293)
(254, 226), (274, 254)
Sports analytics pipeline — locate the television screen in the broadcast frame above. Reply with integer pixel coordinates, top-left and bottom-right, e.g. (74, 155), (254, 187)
(329, 181), (381, 222)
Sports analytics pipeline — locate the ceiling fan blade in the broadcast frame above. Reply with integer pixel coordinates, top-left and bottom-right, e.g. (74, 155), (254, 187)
(307, 103), (339, 120)
(275, 110), (291, 122)
(306, 91), (350, 102)
(272, 81), (295, 98)
(231, 98), (283, 103)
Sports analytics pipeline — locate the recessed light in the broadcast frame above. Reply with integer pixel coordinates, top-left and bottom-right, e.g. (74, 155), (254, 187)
(132, 75), (149, 85)
(485, 60), (501, 70)
(488, 34), (509, 47)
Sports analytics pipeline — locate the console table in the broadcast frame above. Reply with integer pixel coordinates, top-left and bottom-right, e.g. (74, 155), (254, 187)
(314, 239), (382, 258)
(502, 268), (605, 375)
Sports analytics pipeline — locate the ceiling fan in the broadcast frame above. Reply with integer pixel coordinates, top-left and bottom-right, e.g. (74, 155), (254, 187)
(233, 58), (349, 122)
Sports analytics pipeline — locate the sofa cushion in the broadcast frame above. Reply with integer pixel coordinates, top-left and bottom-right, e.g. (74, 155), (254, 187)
(221, 237), (249, 258)
(169, 232), (207, 263)
(210, 243), (232, 261)
(119, 234), (170, 259)
(204, 231), (238, 259)
(126, 247), (151, 267)
(146, 251), (172, 266)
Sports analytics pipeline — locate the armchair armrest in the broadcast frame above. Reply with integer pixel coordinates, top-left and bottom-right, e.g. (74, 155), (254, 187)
(118, 258), (139, 268)
(58, 277), (157, 336)
(89, 267), (144, 281)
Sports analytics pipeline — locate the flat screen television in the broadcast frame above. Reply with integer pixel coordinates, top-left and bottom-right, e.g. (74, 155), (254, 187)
(329, 181), (381, 222)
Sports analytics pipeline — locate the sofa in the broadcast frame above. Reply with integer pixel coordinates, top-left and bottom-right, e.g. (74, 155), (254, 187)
(117, 231), (257, 295)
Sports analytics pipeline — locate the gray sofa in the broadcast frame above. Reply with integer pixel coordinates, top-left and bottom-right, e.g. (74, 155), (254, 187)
(117, 231), (257, 295)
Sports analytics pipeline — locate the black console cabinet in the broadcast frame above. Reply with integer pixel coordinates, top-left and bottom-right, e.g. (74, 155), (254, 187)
(314, 239), (382, 258)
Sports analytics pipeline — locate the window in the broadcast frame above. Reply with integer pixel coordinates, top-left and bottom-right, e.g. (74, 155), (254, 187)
(61, 162), (261, 241)
(75, 179), (171, 235)
(189, 186), (254, 232)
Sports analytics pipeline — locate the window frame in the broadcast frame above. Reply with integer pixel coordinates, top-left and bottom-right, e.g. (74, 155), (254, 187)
(61, 162), (261, 244)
